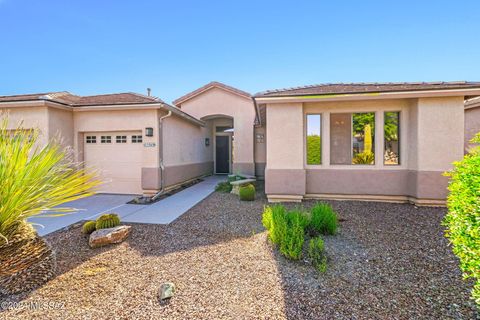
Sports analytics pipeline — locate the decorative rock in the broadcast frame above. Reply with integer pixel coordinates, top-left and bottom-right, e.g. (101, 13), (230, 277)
(89, 225), (131, 248)
(158, 282), (176, 300)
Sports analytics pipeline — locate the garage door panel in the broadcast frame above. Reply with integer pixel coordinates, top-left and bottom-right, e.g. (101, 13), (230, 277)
(84, 131), (143, 194)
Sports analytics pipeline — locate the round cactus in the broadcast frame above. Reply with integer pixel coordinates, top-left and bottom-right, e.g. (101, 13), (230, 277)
(239, 184), (255, 201)
(82, 221), (96, 234)
(95, 213), (121, 230)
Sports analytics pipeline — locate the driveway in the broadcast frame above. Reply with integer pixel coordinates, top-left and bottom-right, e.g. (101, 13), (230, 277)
(30, 175), (225, 236)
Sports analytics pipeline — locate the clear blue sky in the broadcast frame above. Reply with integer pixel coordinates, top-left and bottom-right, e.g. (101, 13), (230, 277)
(1, 0), (479, 103)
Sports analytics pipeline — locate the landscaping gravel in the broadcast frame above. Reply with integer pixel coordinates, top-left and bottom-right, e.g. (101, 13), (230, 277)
(1, 183), (477, 319)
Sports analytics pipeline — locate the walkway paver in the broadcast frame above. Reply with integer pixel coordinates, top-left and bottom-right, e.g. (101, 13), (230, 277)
(30, 175), (225, 235)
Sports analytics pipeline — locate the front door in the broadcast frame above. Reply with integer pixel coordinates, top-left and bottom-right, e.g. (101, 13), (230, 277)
(215, 135), (230, 174)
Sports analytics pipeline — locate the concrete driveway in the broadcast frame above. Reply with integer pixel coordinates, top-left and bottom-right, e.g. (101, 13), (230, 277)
(30, 175), (225, 236)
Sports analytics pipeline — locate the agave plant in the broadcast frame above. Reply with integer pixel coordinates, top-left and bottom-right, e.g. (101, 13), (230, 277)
(0, 117), (99, 244)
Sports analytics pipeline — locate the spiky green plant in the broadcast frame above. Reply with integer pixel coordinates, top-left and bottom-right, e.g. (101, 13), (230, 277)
(95, 213), (121, 230)
(0, 117), (99, 245)
(363, 124), (372, 154)
(82, 221), (97, 234)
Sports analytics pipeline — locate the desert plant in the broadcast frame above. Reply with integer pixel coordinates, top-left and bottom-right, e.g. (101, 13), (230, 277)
(306, 135), (321, 165)
(95, 213), (121, 230)
(239, 184), (255, 201)
(215, 181), (232, 193)
(363, 124), (372, 153)
(308, 237), (327, 273)
(0, 117), (99, 244)
(262, 205), (287, 245)
(352, 151), (375, 165)
(443, 133), (480, 306)
(82, 221), (96, 234)
(309, 203), (338, 236)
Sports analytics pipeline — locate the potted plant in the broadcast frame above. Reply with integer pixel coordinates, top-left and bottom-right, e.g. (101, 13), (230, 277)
(0, 118), (99, 295)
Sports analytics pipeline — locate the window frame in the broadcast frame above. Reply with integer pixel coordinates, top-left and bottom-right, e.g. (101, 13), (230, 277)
(86, 136), (96, 144)
(383, 111), (401, 166)
(305, 113), (322, 166)
(100, 136), (112, 144)
(131, 135), (143, 143)
(116, 135), (127, 143)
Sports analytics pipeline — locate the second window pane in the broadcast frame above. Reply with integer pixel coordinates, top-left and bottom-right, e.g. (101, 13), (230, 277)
(352, 113), (375, 165)
(306, 114), (321, 165)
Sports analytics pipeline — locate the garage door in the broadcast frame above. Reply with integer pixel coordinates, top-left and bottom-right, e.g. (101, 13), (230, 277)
(84, 131), (143, 194)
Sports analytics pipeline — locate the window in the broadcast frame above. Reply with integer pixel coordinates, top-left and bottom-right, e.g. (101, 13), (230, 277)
(256, 134), (264, 143)
(86, 136), (96, 144)
(116, 135), (127, 143)
(306, 114), (321, 165)
(330, 112), (375, 165)
(384, 111), (400, 165)
(216, 126), (233, 133)
(132, 135), (143, 143)
(101, 136), (111, 144)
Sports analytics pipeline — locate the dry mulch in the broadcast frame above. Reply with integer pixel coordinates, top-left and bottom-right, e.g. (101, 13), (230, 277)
(0, 183), (477, 319)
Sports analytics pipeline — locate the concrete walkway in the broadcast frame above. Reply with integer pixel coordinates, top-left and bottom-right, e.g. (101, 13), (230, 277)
(31, 175), (225, 236)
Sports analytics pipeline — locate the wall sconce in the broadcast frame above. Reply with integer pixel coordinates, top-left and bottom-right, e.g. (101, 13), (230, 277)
(145, 127), (154, 137)
(205, 138), (210, 146)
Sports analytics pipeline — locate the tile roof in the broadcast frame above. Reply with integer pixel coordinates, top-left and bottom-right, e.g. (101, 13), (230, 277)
(173, 81), (251, 106)
(0, 91), (161, 106)
(255, 81), (480, 97)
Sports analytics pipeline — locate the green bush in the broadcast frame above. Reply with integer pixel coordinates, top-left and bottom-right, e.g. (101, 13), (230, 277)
(444, 133), (480, 306)
(352, 151), (375, 164)
(306, 135), (321, 165)
(309, 203), (338, 236)
(308, 237), (327, 273)
(239, 184), (255, 201)
(262, 205), (305, 260)
(82, 221), (96, 234)
(95, 213), (121, 230)
(215, 181), (232, 193)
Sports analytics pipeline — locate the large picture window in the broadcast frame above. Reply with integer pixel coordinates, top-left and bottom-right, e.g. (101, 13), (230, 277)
(330, 112), (375, 165)
(384, 111), (400, 165)
(306, 114), (321, 165)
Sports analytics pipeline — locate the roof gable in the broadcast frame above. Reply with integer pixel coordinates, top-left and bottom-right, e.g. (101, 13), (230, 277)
(173, 81), (251, 106)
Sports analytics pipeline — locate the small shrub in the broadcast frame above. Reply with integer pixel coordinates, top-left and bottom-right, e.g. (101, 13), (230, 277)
(215, 181), (232, 193)
(444, 133), (480, 305)
(279, 211), (305, 260)
(82, 221), (96, 234)
(308, 237), (327, 273)
(309, 203), (338, 236)
(95, 213), (121, 230)
(352, 151), (375, 164)
(239, 184), (255, 201)
(263, 205), (287, 245)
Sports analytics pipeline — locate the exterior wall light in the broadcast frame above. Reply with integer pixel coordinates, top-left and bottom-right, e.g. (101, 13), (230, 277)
(145, 127), (154, 137)
(205, 138), (210, 146)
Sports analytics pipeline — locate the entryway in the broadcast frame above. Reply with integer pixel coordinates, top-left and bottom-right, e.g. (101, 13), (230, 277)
(215, 135), (230, 174)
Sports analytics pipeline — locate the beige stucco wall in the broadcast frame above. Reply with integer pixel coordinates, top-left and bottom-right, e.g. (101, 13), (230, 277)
(1, 105), (50, 146)
(48, 107), (74, 150)
(179, 87), (256, 175)
(265, 96), (465, 203)
(254, 126), (266, 177)
(465, 106), (480, 151)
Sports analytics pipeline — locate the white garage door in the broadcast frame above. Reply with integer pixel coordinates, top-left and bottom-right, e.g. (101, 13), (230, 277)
(84, 131), (143, 194)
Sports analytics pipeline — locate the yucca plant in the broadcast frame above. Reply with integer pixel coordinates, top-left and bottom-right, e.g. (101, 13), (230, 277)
(0, 117), (99, 244)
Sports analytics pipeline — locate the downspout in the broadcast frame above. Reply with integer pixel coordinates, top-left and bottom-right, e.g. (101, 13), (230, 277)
(152, 110), (172, 201)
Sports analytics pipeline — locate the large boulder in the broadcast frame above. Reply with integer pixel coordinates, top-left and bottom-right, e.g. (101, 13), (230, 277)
(89, 225), (131, 249)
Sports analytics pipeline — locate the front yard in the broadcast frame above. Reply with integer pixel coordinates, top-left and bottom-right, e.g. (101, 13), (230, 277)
(1, 183), (477, 319)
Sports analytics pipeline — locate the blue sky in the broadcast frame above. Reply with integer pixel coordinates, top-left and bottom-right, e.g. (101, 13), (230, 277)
(0, 0), (479, 103)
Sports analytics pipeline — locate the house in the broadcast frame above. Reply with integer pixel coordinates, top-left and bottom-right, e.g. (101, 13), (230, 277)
(253, 81), (480, 205)
(465, 96), (480, 151)
(1, 81), (480, 205)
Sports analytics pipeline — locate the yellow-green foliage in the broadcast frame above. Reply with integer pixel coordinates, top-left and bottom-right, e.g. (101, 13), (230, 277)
(239, 184), (255, 201)
(363, 124), (372, 154)
(352, 151), (375, 164)
(308, 237), (327, 272)
(306, 135), (321, 165)
(95, 213), (121, 230)
(262, 205), (306, 260)
(82, 221), (96, 234)
(0, 117), (99, 244)
(309, 203), (338, 236)
(444, 133), (480, 306)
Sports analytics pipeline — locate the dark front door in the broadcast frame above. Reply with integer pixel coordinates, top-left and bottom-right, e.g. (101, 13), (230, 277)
(215, 136), (230, 174)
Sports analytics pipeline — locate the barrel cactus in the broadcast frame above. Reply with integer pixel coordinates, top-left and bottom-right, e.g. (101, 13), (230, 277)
(82, 221), (96, 234)
(95, 214), (121, 230)
(239, 184), (255, 201)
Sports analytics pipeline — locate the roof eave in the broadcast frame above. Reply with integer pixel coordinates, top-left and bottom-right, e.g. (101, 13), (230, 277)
(254, 88), (480, 104)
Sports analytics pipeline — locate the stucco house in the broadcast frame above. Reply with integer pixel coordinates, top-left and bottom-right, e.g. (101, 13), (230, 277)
(1, 81), (480, 205)
(465, 96), (480, 151)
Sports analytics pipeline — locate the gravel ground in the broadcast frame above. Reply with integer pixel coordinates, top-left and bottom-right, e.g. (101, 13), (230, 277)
(1, 182), (477, 319)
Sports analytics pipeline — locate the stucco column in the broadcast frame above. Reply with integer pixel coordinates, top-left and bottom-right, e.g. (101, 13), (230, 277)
(409, 97), (464, 200)
(265, 102), (306, 201)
